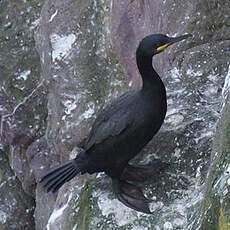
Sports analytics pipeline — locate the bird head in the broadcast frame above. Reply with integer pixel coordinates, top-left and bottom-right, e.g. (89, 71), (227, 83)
(138, 33), (192, 57)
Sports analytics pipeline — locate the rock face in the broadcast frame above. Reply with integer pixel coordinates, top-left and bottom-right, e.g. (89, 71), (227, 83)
(0, 0), (45, 229)
(0, 0), (229, 229)
(193, 74), (230, 230)
(0, 149), (35, 230)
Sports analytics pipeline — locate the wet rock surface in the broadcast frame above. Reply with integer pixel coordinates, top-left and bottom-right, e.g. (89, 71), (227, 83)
(0, 0), (45, 229)
(193, 72), (230, 230)
(0, 148), (35, 230)
(0, 0), (229, 229)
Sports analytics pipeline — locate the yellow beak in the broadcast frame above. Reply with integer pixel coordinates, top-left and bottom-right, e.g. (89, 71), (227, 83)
(156, 34), (192, 53)
(156, 43), (170, 53)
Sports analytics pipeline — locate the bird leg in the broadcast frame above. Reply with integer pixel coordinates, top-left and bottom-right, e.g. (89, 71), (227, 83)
(121, 159), (169, 182)
(112, 179), (152, 214)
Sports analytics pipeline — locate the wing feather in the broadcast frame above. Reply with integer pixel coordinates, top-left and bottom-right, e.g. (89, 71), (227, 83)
(84, 92), (135, 150)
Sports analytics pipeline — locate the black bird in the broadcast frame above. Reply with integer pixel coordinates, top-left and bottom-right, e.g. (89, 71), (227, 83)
(40, 33), (191, 213)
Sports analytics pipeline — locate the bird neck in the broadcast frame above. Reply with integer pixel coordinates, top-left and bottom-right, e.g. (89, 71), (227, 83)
(136, 50), (164, 92)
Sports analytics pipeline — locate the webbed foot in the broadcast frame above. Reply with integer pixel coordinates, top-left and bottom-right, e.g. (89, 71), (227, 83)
(121, 159), (170, 182)
(112, 179), (152, 214)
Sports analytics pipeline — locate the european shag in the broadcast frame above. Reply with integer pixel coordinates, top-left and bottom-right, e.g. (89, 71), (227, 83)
(40, 33), (191, 214)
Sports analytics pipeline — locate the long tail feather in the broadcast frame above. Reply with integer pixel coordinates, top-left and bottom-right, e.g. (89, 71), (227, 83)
(42, 164), (73, 187)
(52, 169), (78, 193)
(47, 168), (76, 193)
(45, 167), (74, 191)
(40, 161), (72, 183)
(40, 155), (87, 193)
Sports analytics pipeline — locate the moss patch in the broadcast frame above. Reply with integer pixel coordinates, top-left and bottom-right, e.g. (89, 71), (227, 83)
(218, 207), (229, 230)
(76, 183), (92, 230)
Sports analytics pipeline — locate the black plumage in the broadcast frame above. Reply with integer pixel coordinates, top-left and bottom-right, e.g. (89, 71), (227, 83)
(40, 33), (191, 213)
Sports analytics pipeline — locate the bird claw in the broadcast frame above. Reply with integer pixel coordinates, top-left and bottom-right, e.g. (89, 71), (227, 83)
(113, 180), (152, 214)
(121, 159), (170, 182)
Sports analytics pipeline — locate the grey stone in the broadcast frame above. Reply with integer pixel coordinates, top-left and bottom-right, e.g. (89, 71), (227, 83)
(0, 149), (35, 230)
(0, 0), (47, 195)
(191, 78), (230, 229)
(0, 0), (46, 229)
